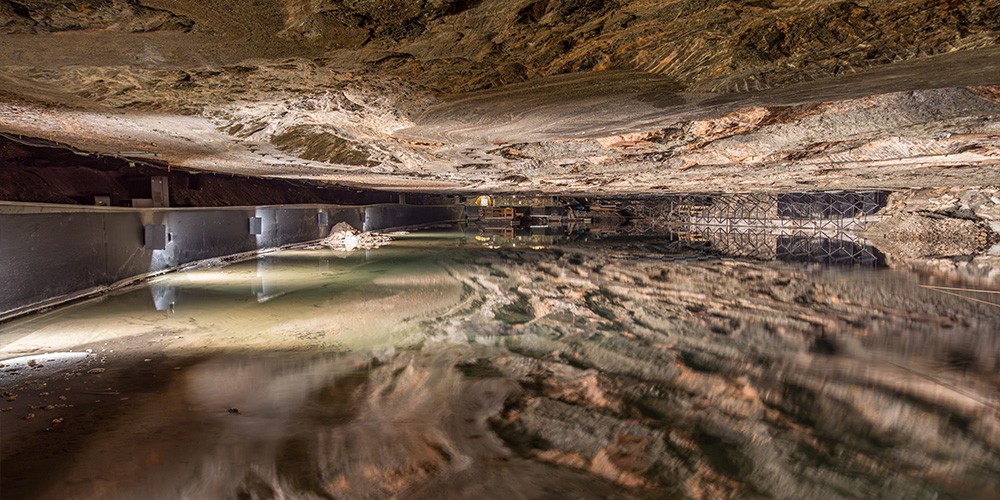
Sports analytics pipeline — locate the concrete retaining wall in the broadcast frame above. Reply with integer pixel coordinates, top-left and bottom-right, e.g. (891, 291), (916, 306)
(0, 203), (462, 318)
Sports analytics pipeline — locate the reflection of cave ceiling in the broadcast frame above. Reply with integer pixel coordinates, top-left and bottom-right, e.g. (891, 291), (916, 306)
(1, 0), (998, 193)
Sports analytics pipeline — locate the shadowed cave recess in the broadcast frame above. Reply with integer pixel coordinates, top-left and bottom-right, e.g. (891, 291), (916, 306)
(1, 1), (1000, 499)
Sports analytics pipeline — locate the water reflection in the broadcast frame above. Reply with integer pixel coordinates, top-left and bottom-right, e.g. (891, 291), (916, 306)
(2, 235), (999, 499)
(463, 191), (889, 267)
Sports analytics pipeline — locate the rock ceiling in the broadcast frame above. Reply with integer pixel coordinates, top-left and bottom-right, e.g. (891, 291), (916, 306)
(0, 0), (998, 193)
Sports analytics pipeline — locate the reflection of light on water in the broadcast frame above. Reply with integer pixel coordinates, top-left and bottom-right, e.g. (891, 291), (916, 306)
(395, 231), (466, 240)
(180, 271), (233, 283)
(0, 316), (161, 353)
(149, 282), (176, 312)
(2, 351), (91, 365)
(0, 351), (92, 376)
(0, 245), (461, 356)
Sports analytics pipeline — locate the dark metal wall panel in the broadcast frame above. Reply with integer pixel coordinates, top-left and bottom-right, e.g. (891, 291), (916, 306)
(325, 207), (365, 234)
(364, 205), (463, 232)
(103, 212), (154, 282)
(156, 210), (258, 269)
(265, 208), (326, 248)
(1, 212), (108, 310)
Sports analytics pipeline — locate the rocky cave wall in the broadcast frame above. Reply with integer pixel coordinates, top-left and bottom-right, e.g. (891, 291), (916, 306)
(0, 0), (997, 194)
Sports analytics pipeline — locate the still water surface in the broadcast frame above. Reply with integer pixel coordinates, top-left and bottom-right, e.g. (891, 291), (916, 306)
(2, 233), (999, 499)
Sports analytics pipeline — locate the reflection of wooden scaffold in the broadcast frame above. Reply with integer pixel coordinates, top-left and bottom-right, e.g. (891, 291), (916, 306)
(479, 207), (515, 220)
(668, 192), (887, 261)
(480, 226), (516, 238)
(696, 226), (779, 259)
(676, 229), (707, 242)
(671, 203), (709, 242)
(776, 237), (883, 266)
(673, 204), (707, 217)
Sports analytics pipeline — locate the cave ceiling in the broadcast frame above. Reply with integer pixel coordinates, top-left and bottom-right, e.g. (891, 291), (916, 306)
(1, 0), (998, 193)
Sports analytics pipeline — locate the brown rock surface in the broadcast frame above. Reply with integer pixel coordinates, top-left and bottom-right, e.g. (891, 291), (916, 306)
(0, 0), (996, 193)
(2, 238), (999, 498)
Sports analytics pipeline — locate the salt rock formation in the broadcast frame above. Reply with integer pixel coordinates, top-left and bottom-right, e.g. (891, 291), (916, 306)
(0, 0), (996, 193)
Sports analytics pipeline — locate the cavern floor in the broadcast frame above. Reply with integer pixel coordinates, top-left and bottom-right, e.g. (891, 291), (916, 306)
(2, 233), (999, 499)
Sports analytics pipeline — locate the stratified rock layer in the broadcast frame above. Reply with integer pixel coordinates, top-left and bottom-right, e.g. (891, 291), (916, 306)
(0, 0), (997, 193)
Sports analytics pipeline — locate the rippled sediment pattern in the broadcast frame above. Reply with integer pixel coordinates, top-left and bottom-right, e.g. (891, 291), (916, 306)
(2, 235), (999, 499)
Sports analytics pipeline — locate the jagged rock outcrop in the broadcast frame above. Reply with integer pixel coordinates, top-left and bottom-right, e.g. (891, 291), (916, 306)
(0, 0), (997, 193)
(0, 0), (196, 34)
